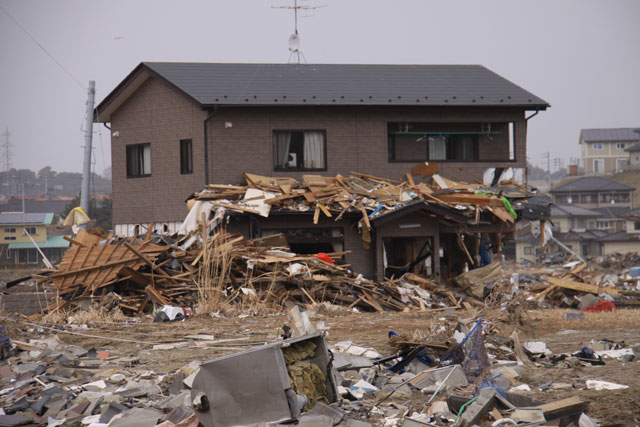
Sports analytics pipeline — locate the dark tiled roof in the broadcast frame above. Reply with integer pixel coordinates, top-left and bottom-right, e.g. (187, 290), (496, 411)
(624, 207), (640, 218)
(551, 205), (601, 217)
(596, 230), (640, 242)
(580, 128), (640, 142)
(96, 62), (549, 117)
(549, 177), (635, 193)
(591, 206), (633, 219)
(1, 199), (69, 215)
(555, 230), (608, 241)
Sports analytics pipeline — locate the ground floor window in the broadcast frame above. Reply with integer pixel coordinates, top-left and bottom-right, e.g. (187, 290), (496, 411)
(593, 159), (604, 173)
(261, 227), (343, 255)
(523, 246), (534, 255)
(383, 236), (433, 278)
(18, 248), (38, 263)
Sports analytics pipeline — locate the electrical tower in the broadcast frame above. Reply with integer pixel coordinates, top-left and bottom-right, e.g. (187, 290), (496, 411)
(272, 0), (326, 64)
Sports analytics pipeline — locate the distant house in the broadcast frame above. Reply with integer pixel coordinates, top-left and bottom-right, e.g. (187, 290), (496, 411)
(94, 62), (549, 236)
(625, 142), (640, 170)
(0, 213), (70, 265)
(580, 128), (640, 175)
(516, 176), (640, 259)
(549, 176), (634, 209)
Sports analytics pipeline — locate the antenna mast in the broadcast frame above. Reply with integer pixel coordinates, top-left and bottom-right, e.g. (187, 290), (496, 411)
(272, 0), (326, 64)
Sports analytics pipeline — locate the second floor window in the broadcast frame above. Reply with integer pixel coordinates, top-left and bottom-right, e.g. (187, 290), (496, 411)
(180, 139), (193, 174)
(126, 143), (151, 177)
(24, 227), (37, 235)
(273, 131), (326, 171)
(4, 227), (16, 233)
(593, 143), (604, 150)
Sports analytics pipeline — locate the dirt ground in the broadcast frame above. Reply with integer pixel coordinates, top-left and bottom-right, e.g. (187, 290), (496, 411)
(3, 307), (640, 424)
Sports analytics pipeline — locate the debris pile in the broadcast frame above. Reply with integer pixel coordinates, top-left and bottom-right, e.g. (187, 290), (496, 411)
(190, 171), (531, 225)
(2, 310), (636, 426)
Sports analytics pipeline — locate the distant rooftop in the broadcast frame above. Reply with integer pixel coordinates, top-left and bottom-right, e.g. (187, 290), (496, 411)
(549, 176), (635, 193)
(580, 128), (640, 143)
(551, 205), (601, 217)
(0, 212), (54, 225)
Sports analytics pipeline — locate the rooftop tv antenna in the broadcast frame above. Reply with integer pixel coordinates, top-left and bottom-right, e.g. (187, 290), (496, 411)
(272, 0), (326, 64)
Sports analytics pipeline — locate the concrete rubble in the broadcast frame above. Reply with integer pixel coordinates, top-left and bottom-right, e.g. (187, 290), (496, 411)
(1, 302), (638, 426)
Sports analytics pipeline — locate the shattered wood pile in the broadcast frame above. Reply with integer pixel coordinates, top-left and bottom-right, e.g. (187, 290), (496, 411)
(189, 171), (530, 226)
(29, 169), (544, 317)
(33, 229), (199, 316)
(31, 226), (463, 317)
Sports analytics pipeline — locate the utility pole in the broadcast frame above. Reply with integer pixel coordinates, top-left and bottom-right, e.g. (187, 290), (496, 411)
(80, 81), (95, 219)
(1, 128), (11, 195)
(544, 151), (551, 185)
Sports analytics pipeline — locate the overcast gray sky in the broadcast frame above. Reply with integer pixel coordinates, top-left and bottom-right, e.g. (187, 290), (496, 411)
(1, 0), (639, 175)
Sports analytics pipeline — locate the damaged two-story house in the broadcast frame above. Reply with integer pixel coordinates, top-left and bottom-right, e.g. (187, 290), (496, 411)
(95, 62), (549, 279)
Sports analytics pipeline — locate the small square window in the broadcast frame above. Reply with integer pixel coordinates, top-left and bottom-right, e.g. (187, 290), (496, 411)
(180, 139), (193, 174)
(126, 143), (151, 177)
(593, 143), (604, 150)
(616, 143), (625, 150)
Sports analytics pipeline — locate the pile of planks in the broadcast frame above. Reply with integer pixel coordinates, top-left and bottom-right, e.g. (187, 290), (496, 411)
(33, 229), (200, 316)
(191, 171), (531, 226)
(33, 228), (462, 317)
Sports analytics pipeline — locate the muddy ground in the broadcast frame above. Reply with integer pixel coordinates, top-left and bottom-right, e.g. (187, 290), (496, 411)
(3, 307), (639, 424)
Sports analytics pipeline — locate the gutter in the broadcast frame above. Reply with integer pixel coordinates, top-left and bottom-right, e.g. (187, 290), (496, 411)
(525, 110), (539, 121)
(203, 107), (219, 185)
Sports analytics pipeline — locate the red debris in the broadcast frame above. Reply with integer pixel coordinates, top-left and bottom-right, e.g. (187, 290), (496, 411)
(581, 301), (616, 313)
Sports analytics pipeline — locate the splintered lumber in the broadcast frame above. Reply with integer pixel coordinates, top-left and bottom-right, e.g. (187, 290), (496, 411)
(538, 396), (586, 421)
(547, 277), (619, 295)
(436, 193), (503, 207)
(145, 285), (170, 305)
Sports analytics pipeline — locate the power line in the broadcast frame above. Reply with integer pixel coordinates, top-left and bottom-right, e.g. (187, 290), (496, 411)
(0, 4), (85, 90)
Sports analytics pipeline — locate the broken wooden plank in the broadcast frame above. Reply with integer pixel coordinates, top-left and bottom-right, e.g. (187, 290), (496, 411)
(145, 285), (170, 305)
(547, 277), (619, 295)
(538, 396), (587, 421)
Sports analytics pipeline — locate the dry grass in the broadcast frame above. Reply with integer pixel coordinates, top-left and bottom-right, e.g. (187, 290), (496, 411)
(527, 308), (640, 330)
(42, 306), (128, 325)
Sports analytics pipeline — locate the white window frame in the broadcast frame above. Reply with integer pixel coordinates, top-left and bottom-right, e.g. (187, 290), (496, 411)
(593, 143), (604, 150)
(593, 159), (604, 173)
(616, 143), (625, 150)
(616, 158), (627, 172)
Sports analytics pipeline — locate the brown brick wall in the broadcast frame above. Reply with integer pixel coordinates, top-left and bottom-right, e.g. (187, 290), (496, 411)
(110, 78), (208, 225)
(110, 76), (528, 225)
(208, 106), (526, 185)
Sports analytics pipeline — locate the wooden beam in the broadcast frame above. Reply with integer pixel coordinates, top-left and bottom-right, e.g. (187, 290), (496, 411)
(538, 396), (587, 421)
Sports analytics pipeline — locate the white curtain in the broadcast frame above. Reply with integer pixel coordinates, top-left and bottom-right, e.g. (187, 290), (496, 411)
(303, 131), (325, 169)
(428, 136), (446, 160)
(276, 132), (292, 168)
(142, 144), (151, 174)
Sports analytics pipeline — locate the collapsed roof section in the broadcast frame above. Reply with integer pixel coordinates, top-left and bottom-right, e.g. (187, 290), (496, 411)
(183, 167), (550, 237)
